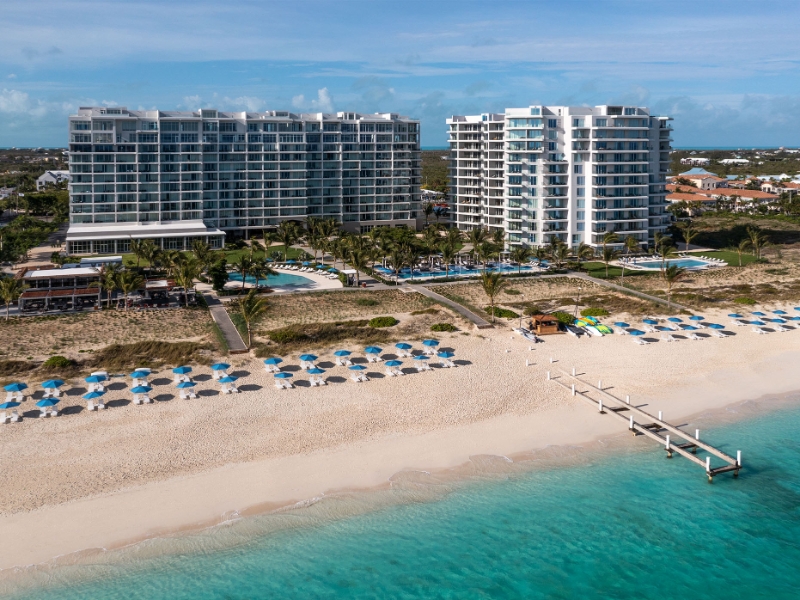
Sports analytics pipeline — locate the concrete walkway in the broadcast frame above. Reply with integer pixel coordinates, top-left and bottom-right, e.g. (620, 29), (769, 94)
(203, 293), (249, 354)
(414, 285), (493, 329)
(559, 273), (691, 312)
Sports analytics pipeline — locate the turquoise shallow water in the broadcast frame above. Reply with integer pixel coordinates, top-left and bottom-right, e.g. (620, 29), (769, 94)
(8, 399), (800, 599)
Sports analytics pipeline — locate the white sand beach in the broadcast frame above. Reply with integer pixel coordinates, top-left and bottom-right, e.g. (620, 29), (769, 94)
(2, 308), (800, 571)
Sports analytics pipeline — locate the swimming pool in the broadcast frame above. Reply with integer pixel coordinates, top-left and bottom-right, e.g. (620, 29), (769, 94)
(632, 258), (717, 270)
(228, 272), (315, 288)
(374, 263), (542, 279)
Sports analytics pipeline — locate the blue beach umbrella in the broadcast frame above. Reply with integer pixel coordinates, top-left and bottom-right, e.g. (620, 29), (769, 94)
(437, 351), (455, 358)
(643, 318), (658, 325)
(218, 376), (238, 383)
(83, 391), (105, 400)
(667, 317), (682, 323)
(302, 261), (311, 266)
(328, 268), (338, 273)
(728, 313), (743, 318)
(334, 350), (351, 357)
(628, 329), (645, 336)
(791, 317), (800, 322)
(413, 355), (429, 361)
(614, 322), (630, 328)
(794, 307), (800, 312)
(211, 363), (230, 371)
(750, 320), (765, 326)
(307, 368), (325, 375)
(3, 382), (27, 393)
(707, 323), (725, 330)
(85, 375), (106, 383)
(36, 399), (59, 408)
(768, 318), (786, 323)
(130, 385), (152, 394)
(395, 343), (412, 350)
(263, 357), (283, 365)
(689, 316), (705, 321)
(173, 366), (192, 375)
(752, 311), (766, 317)
(364, 346), (382, 354)
(385, 360), (403, 367)
(274, 372), (292, 379)
(286, 260), (297, 265)
(41, 379), (64, 389)
(774, 310), (787, 315)
(131, 371), (149, 379)
(0, 401), (20, 410)
(299, 354), (318, 362)
(348, 365), (367, 371)
(422, 339), (439, 347)
(176, 381), (196, 389)
(682, 325), (698, 331)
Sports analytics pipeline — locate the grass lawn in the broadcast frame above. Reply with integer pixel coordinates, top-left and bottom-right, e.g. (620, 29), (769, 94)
(686, 249), (758, 266)
(580, 261), (647, 279)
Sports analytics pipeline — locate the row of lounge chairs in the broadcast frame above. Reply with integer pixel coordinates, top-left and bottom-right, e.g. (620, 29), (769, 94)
(275, 264), (340, 279)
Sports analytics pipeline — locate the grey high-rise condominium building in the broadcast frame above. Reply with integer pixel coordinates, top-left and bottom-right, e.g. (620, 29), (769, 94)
(447, 105), (672, 249)
(65, 107), (421, 255)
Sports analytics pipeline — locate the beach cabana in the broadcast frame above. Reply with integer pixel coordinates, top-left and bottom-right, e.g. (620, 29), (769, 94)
(364, 346), (383, 363)
(4, 382), (27, 403)
(0, 401), (21, 424)
(131, 385), (153, 405)
(437, 351), (456, 368)
(334, 350), (353, 366)
(348, 364), (369, 383)
(421, 339), (440, 355)
(83, 390), (106, 411)
(264, 357), (283, 373)
(529, 315), (562, 336)
(307, 368), (326, 387)
(394, 343), (413, 358)
(384, 360), (404, 377)
(414, 355), (432, 371)
(36, 398), (59, 418)
(173, 366), (192, 384)
(177, 380), (197, 399)
(211, 363), (231, 380)
(218, 375), (239, 394)
(274, 372), (293, 389)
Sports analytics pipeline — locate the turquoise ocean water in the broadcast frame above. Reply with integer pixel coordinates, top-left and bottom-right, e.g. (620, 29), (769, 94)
(7, 397), (800, 599)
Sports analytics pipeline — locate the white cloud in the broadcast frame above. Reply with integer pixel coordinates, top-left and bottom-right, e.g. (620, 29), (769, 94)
(291, 94), (305, 108)
(0, 89), (48, 117)
(292, 88), (334, 112)
(182, 94), (202, 108)
(7, 74), (16, 79)
(101, 99), (118, 107)
(221, 95), (267, 112)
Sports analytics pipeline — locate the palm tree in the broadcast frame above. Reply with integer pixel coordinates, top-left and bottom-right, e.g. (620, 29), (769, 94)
(445, 227), (462, 248)
(533, 245), (548, 266)
(733, 238), (751, 266)
(509, 246), (532, 274)
(348, 248), (370, 286)
(175, 258), (201, 307)
(574, 242), (594, 272)
(422, 225), (441, 267)
(236, 256), (252, 292)
(439, 241), (457, 279)
(0, 277), (27, 320)
(191, 239), (216, 274)
(389, 246), (408, 284)
(276, 220), (301, 262)
(601, 245), (620, 277)
(422, 202), (434, 226)
(475, 241), (494, 272)
(467, 226), (489, 262)
(249, 257), (278, 289)
(620, 236), (639, 284)
(117, 271), (145, 312)
(161, 249), (183, 278)
(662, 264), (687, 309)
(239, 289), (268, 347)
(747, 226), (768, 259)
(549, 242), (570, 270)
(601, 231), (620, 259)
(130, 239), (146, 269)
(139, 239), (160, 278)
(91, 263), (121, 309)
(657, 242), (678, 270)
(677, 222), (699, 251)
(248, 236), (264, 260)
(480, 271), (507, 322)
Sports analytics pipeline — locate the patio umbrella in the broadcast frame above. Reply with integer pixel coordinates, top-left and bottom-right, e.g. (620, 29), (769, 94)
(768, 318), (786, 323)
(614, 322), (630, 328)
(385, 360), (403, 367)
(413, 355), (429, 361)
(682, 325), (698, 331)
(334, 350), (352, 357)
(629, 329), (645, 336)
(173, 366), (192, 375)
(750, 320), (765, 326)
(3, 383), (27, 393)
(274, 372), (293, 379)
(422, 339), (440, 347)
(791, 317), (800, 322)
(83, 391), (105, 400)
(774, 310), (787, 315)
(130, 385), (152, 394)
(395, 343), (412, 350)
(176, 381), (196, 389)
(307, 368), (325, 375)
(36, 399), (59, 408)
(218, 376), (238, 384)
(211, 363), (230, 371)
(328, 268), (338, 273)
(752, 311), (766, 316)
(348, 365), (367, 371)
(364, 346), (382, 354)
(437, 351), (455, 358)
(0, 401), (21, 410)
(728, 314), (743, 318)
(707, 323), (725, 330)
(302, 261), (311, 266)
(85, 375), (106, 384)
(131, 371), (149, 379)
(41, 379), (64, 389)
(689, 316), (705, 321)
(264, 357), (283, 365)
(667, 317), (682, 323)
(286, 260), (297, 264)
(299, 354), (318, 362)
(795, 307), (800, 312)
(643, 319), (658, 325)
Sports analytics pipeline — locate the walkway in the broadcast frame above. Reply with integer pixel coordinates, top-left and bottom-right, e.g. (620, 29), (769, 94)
(562, 273), (691, 312)
(202, 293), (249, 354)
(414, 285), (493, 329)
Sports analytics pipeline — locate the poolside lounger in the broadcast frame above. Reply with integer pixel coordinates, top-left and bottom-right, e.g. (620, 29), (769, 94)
(710, 330), (727, 338)
(731, 320), (747, 327)
(633, 338), (651, 345)
(39, 409), (51, 418)
(643, 325), (658, 333)
(366, 355), (383, 363)
(688, 333), (703, 341)
(96, 401), (106, 409)
(9, 410), (20, 422)
(350, 373), (363, 383)
(335, 357), (353, 366)
(752, 327), (768, 335)
(416, 363), (433, 372)
(385, 368), (397, 377)
(661, 334), (678, 342)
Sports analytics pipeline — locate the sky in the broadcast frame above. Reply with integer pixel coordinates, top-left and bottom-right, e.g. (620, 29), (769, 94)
(2, 0), (800, 148)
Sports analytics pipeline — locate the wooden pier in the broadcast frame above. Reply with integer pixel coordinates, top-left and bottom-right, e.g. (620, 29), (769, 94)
(548, 369), (741, 482)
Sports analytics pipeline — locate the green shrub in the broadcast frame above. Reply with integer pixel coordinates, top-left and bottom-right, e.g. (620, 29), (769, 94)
(523, 303), (543, 316)
(580, 307), (609, 318)
(368, 316), (398, 328)
(356, 298), (380, 307)
(411, 308), (439, 316)
(43, 355), (72, 369)
(504, 288), (521, 295)
(268, 327), (308, 344)
(484, 306), (520, 319)
(551, 311), (575, 325)
(734, 297), (756, 305)
(431, 323), (457, 332)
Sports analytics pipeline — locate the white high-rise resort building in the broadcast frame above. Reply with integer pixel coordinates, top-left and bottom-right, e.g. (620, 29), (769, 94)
(65, 107), (421, 254)
(447, 105), (672, 249)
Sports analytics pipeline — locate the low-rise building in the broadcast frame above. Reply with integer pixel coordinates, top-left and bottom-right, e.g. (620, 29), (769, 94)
(36, 170), (71, 190)
(17, 267), (102, 312)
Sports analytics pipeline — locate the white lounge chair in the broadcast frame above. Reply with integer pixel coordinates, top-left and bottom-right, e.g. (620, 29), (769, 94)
(423, 347), (437, 356)
(300, 360), (317, 370)
(416, 362), (433, 372)
(350, 373), (363, 383)
(710, 330), (727, 338)
(96, 401), (106, 409)
(335, 357), (353, 366)
(775, 325), (790, 332)
(179, 390), (197, 399)
(752, 327), (768, 335)
(385, 368), (397, 377)
(634, 338), (651, 345)
(174, 374), (190, 384)
(731, 320), (747, 327)
(212, 370), (228, 380)
(661, 334), (678, 342)
(264, 364), (281, 373)
(688, 333), (703, 341)
(366, 355), (383, 363)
